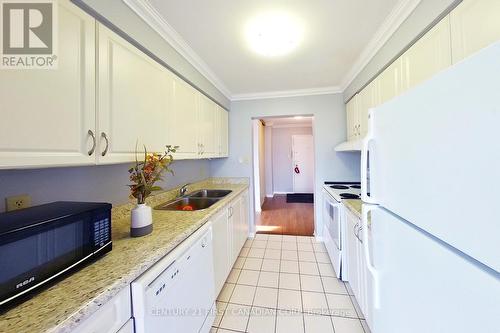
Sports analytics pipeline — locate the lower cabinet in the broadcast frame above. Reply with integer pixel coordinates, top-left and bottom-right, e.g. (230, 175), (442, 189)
(345, 208), (368, 318)
(212, 208), (231, 295)
(213, 190), (249, 295)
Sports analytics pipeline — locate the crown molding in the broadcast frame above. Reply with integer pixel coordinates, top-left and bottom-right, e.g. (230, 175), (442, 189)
(340, 0), (422, 92)
(123, 0), (232, 99)
(231, 86), (342, 101)
(123, 0), (420, 102)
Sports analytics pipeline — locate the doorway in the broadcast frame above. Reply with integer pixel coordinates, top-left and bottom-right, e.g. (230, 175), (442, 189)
(252, 116), (315, 236)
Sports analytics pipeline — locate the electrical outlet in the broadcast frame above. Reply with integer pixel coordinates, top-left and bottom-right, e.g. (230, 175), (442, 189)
(6, 194), (32, 212)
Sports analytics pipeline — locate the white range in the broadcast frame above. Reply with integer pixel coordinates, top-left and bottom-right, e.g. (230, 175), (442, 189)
(322, 182), (360, 280)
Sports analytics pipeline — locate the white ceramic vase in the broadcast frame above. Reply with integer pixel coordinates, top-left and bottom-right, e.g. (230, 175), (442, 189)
(130, 203), (153, 237)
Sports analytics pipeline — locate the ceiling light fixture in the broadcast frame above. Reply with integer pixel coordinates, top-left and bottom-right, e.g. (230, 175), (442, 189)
(245, 11), (303, 57)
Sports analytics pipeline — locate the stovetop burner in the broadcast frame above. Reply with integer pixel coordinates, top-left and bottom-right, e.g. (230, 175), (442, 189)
(330, 185), (349, 190)
(350, 185), (361, 189)
(340, 193), (360, 199)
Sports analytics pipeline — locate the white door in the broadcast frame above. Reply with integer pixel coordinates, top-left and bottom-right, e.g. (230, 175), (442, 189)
(0, 1), (96, 169)
(97, 24), (171, 163)
(365, 206), (500, 333)
(292, 135), (314, 193)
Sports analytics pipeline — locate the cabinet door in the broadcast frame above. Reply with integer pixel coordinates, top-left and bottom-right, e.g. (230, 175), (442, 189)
(451, 0), (500, 63)
(346, 95), (359, 141)
(169, 77), (199, 159)
(378, 58), (403, 104)
(197, 94), (217, 157)
(97, 24), (171, 164)
(402, 16), (452, 91)
(230, 196), (243, 265)
(357, 80), (379, 138)
(240, 190), (249, 240)
(219, 107), (229, 157)
(0, 1), (95, 169)
(212, 208), (230, 296)
(345, 210), (360, 299)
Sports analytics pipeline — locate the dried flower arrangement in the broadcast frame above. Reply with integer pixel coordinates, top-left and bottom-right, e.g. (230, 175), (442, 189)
(128, 145), (178, 205)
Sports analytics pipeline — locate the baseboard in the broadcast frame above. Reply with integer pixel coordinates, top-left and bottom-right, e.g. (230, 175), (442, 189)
(248, 232), (256, 239)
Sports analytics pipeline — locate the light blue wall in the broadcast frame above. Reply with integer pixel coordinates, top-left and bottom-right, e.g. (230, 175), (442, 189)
(0, 160), (209, 213)
(210, 93), (360, 236)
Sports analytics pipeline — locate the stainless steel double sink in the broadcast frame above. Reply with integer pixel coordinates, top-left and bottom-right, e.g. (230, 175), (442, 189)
(155, 189), (232, 211)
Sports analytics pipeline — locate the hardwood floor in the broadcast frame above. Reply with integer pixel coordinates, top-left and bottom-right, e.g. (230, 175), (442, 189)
(255, 195), (314, 236)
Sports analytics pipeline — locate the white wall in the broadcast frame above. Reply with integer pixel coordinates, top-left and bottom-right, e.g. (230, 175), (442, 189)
(344, 0), (459, 100)
(210, 93), (360, 237)
(272, 126), (313, 193)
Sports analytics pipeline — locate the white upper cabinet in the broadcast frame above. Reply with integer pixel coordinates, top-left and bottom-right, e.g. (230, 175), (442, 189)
(97, 24), (172, 164)
(358, 80), (379, 138)
(346, 95), (359, 141)
(216, 106), (229, 157)
(450, 0), (500, 63)
(169, 77), (199, 160)
(402, 16), (452, 91)
(0, 1), (95, 169)
(378, 58), (403, 104)
(197, 94), (217, 157)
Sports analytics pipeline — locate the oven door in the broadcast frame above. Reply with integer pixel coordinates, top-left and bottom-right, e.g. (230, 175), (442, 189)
(0, 212), (95, 306)
(322, 190), (342, 278)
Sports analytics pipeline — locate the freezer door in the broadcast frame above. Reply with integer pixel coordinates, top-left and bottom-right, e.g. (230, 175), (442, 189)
(364, 207), (500, 333)
(364, 42), (500, 272)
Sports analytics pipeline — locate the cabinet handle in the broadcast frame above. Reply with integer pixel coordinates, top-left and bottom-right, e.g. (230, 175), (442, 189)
(101, 132), (109, 156)
(87, 130), (96, 156)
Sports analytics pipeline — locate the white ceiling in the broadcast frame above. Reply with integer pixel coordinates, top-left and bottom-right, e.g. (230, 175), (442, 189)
(138, 0), (407, 98)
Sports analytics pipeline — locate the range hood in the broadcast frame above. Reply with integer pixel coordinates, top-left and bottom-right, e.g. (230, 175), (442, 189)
(334, 139), (362, 152)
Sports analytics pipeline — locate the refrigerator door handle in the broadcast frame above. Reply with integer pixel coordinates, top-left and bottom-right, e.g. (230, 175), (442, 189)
(362, 203), (380, 309)
(361, 109), (377, 204)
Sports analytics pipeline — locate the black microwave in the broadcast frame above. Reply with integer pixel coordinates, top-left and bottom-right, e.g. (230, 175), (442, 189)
(0, 201), (112, 307)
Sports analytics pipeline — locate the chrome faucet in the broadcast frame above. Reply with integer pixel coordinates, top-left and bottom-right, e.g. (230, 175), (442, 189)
(179, 183), (190, 197)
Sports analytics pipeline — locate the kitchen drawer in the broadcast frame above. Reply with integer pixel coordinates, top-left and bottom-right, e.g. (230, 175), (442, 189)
(72, 287), (132, 333)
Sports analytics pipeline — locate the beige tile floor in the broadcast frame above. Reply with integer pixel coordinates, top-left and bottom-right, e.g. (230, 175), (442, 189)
(212, 234), (371, 333)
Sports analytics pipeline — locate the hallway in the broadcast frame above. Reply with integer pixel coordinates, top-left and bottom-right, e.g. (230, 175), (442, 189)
(255, 195), (314, 236)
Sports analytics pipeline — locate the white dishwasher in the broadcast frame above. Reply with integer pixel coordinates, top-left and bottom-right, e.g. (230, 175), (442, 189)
(131, 223), (215, 333)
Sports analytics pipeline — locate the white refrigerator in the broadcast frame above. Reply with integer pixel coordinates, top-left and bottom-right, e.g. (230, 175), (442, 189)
(360, 42), (500, 333)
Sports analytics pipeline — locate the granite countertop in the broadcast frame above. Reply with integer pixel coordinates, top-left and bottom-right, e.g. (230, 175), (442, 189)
(0, 177), (249, 333)
(343, 199), (362, 218)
